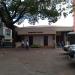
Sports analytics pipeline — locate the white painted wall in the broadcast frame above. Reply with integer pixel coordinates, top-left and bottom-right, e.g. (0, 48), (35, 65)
(23, 36), (43, 47)
(48, 35), (55, 47)
(33, 36), (43, 46)
(3, 27), (12, 42)
(23, 35), (55, 47)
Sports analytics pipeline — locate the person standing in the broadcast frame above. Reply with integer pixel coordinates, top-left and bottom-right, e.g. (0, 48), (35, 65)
(21, 40), (25, 48)
(26, 40), (29, 49)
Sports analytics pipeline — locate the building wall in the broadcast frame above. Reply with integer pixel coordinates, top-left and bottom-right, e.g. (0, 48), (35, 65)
(0, 21), (13, 47)
(17, 32), (72, 48)
(3, 27), (12, 42)
(48, 35), (55, 48)
(33, 35), (43, 47)
(22, 35), (55, 48)
(16, 26), (73, 48)
(23, 35), (44, 47)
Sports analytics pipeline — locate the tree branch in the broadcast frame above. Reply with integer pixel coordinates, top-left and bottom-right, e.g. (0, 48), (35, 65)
(1, 2), (12, 20)
(11, 3), (21, 19)
(0, 8), (16, 30)
(13, 7), (26, 24)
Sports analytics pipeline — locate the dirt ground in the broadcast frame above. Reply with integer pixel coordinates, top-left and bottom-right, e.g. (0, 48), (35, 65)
(0, 48), (75, 75)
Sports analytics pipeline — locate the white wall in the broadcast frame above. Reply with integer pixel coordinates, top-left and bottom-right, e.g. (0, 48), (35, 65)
(48, 35), (55, 47)
(23, 35), (55, 47)
(33, 36), (43, 46)
(3, 27), (12, 42)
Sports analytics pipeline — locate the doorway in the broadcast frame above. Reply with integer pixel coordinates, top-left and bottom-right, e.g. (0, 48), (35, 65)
(44, 36), (48, 46)
(29, 36), (33, 46)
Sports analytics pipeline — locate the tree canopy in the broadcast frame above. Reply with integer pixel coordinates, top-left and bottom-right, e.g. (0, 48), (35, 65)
(0, 0), (63, 30)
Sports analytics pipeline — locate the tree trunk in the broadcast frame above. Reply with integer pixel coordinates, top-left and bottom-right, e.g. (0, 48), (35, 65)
(12, 28), (17, 48)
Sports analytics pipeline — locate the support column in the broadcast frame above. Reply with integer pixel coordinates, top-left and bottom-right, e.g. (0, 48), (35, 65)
(64, 33), (67, 45)
(55, 34), (56, 48)
(73, 0), (75, 31)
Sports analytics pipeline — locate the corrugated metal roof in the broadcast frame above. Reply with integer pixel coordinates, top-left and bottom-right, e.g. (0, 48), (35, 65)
(16, 27), (56, 35)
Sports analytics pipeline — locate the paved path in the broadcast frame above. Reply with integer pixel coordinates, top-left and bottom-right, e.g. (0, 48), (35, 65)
(0, 48), (75, 75)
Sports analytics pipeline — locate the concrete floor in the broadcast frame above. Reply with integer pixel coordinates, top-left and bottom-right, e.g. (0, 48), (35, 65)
(0, 48), (75, 75)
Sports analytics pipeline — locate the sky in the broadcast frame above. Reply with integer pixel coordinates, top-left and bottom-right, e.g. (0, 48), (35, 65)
(51, 13), (73, 27)
(15, 0), (73, 28)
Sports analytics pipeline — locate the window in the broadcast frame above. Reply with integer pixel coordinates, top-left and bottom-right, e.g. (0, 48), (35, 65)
(5, 29), (11, 36)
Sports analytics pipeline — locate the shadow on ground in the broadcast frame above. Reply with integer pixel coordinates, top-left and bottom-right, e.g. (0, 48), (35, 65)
(68, 61), (75, 69)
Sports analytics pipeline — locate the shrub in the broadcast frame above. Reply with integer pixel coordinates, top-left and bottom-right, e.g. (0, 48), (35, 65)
(31, 44), (41, 48)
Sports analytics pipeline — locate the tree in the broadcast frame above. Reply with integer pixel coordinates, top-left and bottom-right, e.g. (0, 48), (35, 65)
(0, 0), (61, 28)
(0, 0), (63, 46)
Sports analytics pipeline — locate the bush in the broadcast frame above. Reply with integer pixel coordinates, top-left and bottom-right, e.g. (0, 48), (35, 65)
(31, 44), (41, 48)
